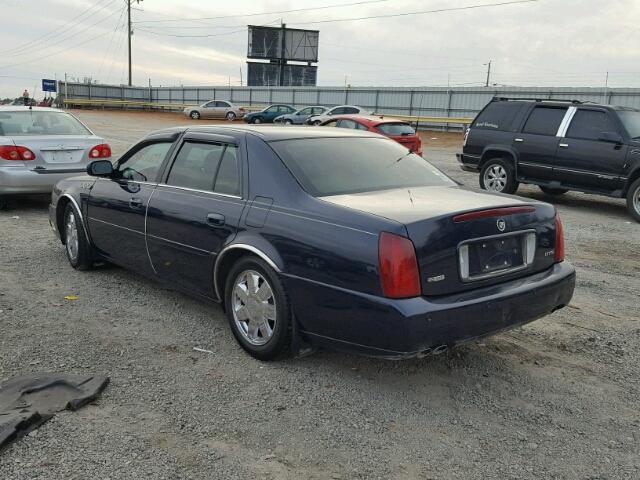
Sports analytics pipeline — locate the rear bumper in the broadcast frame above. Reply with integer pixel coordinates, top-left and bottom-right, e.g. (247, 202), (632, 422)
(456, 153), (480, 172)
(0, 167), (85, 194)
(284, 262), (576, 359)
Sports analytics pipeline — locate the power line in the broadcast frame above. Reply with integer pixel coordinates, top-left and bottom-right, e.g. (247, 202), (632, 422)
(288, 0), (538, 25)
(135, 18), (282, 38)
(132, 0), (390, 24)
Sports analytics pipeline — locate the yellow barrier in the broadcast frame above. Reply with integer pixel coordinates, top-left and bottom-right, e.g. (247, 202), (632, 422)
(63, 98), (472, 125)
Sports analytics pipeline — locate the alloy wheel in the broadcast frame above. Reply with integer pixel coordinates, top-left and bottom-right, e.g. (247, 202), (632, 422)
(231, 270), (277, 346)
(484, 164), (508, 192)
(65, 210), (79, 262)
(633, 185), (640, 215)
(226, 112), (236, 121)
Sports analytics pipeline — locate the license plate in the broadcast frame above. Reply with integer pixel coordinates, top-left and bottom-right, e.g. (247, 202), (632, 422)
(43, 150), (83, 163)
(459, 231), (536, 281)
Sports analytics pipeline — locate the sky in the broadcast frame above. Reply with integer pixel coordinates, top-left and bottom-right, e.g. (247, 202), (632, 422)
(1, 0), (639, 99)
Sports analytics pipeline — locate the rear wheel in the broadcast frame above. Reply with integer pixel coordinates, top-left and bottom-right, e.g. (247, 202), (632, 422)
(626, 178), (640, 223)
(480, 158), (519, 194)
(190, 111), (200, 120)
(224, 256), (291, 361)
(539, 186), (569, 196)
(63, 203), (94, 270)
(226, 111), (236, 121)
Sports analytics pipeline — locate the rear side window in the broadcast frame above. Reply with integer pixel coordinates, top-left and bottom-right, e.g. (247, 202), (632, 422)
(473, 101), (526, 132)
(376, 123), (415, 136)
(522, 107), (567, 136)
(337, 119), (359, 129)
(566, 110), (616, 141)
(213, 146), (240, 196)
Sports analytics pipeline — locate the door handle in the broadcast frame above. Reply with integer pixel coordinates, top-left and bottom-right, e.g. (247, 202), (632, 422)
(129, 197), (143, 208)
(514, 138), (524, 143)
(206, 213), (226, 227)
(559, 143), (569, 148)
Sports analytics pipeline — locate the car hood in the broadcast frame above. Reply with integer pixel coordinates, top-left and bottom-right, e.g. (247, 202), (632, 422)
(320, 185), (535, 224)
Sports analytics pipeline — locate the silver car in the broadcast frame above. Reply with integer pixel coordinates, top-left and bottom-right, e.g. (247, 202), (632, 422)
(183, 100), (245, 121)
(274, 106), (328, 125)
(306, 105), (372, 125)
(0, 106), (110, 210)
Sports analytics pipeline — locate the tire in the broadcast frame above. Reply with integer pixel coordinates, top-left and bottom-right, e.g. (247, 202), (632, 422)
(312, 120), (321, 126)
(224, 256), (292, 361)
(226, 111), (236, 121)
(0, 196), (7, 210)
(63, 203), (94, 270)
(252, 117), (262, 124)
(479, 158), (519, 194)
(539, 186), (569, 196)
(626, 177), (640, 223)
(284, 119), (293, 125)
(190, 111), (200, 120)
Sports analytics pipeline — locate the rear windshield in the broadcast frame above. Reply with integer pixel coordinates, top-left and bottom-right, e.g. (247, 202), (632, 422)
(376, 123), (415, 136)
(473, 101), (525, 132)
(617, 110), (640, 139)
(0, 111), (91, 136)
(269, 137), (454, 197)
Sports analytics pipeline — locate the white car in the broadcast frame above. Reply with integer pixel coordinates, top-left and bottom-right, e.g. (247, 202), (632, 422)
(306, 105), (372, 125)
(0, 106), (110, 210)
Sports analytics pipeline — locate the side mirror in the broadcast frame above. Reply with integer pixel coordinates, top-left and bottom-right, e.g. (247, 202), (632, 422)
(87, 159), (113, 177)
(598, 131), (623, 144)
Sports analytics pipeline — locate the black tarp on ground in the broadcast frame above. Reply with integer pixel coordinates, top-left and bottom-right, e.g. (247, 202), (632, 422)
(0, 374), (109, 450)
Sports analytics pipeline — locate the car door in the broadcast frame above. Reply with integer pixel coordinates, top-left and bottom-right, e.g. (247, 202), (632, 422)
(145, 131), (246, 298)
(86, 137), (177, 274)
(200, 101), (216, 119)
(554, 107), (628, 192)
(214, 101), (230, 118)
(295, 107), (313, 124)
(512, 106), (568, 181)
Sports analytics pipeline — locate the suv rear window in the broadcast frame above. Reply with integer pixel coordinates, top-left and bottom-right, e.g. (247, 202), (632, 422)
(270, 137), (454, 197)
(472, 101), (525, 132)
(522, 107), (567, 136)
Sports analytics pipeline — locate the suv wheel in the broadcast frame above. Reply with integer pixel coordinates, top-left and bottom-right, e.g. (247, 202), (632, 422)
(539, 186), (569, 196)
(480, 158), (519, 194)
(63, 203), (94, 270)
(224, 256), (292, 360)
(626, 178), (640, 222)
(226, 111), (236, 121)
(190, 111), (200, 120)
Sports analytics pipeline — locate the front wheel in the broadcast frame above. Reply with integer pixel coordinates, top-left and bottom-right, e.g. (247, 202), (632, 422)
(190, 111), (200, 120)
(225, 256), (292, 361)
(312, 120), (321, 126)
(626, 178), (640, 223)
(252, 117), (262, 124)
(539, 186), (569, 196)
(479, 158), (519, 194)
(226, 111), (236, 121)
(63, 203), (94, 270)
(284, 119), (293, 125)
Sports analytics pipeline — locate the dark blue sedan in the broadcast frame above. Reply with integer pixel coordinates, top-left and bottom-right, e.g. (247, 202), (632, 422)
(49, 126), (575, 360)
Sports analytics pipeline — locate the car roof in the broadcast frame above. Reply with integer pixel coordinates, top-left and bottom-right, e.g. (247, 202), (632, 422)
(490, 99), (640, 112)
(325, 114), (408, 126)
(151, 124), (381, 142)
(0, 106), (64, 112)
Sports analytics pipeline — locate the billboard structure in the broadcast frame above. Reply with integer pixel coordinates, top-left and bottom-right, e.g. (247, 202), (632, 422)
(247, 25), (319, 86)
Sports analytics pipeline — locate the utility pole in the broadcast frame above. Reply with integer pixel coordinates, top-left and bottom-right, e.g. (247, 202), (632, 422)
(485, 60), (492, 87)
(127, 0), (142, 86)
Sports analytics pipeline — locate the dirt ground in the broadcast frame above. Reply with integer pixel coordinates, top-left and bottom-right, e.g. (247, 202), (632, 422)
(0, 110), (638, 479)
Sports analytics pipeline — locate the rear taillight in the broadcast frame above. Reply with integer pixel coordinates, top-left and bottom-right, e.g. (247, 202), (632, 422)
(89, 143), (111, 159)
(0, 145), (36, 161)
(555, 214), (565, 263)
(379, 232), (421, 299)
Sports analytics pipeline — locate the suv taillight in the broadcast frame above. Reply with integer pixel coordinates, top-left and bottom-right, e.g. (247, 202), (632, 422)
(0, 145), (36, 161)
(379, 232), (421, 299)
(89, 143), (111, 159)
(555, 214), (565, 263)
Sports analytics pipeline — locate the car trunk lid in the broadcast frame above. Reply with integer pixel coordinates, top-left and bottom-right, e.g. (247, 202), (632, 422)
(12, 135), (101, 172)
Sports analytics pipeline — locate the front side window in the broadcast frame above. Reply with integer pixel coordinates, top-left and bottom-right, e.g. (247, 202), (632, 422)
(328, 107), (344, 115)
(298, 107), (312, 115)
(0, 111), (91, 136)
(617, 110), (640, 139)
(343, 107), (359, 114)
(270, 137), (454, 197)
(313, 107), (326, 114)
(322, 120), (339, 127)
(522, 107), (567, 136)
(265, 106), (279, 113)
(119, 142), (173, 182)
(203, 101), (216, 108)
(566, 110), (616, 141)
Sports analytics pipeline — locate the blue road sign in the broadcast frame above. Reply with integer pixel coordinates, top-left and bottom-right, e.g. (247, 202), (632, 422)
(42, 79), (57, 92)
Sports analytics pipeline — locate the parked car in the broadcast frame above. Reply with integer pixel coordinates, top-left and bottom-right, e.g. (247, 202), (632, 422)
(274, 106), (328, 125)
(0, 106), (110, 210)
(183, 100), (244, 121)
(243, 104), (296, 124)
(320, 114), (423, 156)
(458, 97), (640, 222)
(306, 105), (371, 125)
(50, 125), (575, 360)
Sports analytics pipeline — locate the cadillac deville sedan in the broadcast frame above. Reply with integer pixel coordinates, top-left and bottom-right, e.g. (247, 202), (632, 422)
(49, 125), (575, 360)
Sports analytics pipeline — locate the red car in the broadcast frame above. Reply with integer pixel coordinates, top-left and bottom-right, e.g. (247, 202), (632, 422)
(319, 115), (423, 156)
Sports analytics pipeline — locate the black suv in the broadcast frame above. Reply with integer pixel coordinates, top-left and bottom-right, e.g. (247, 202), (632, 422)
(457, 97), (640, 222)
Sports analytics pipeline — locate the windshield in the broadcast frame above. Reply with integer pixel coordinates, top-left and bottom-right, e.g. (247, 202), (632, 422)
(0, 111), (91, 136)
(270, 137), (454, 197)
(376, 123), (416, 136)
(617, 110), (640, 139)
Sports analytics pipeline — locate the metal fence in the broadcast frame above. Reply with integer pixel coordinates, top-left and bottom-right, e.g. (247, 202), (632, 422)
(59, 82), (640, 125)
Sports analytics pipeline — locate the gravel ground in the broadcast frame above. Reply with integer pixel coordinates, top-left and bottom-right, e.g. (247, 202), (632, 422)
(1, 110), (639, 479)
